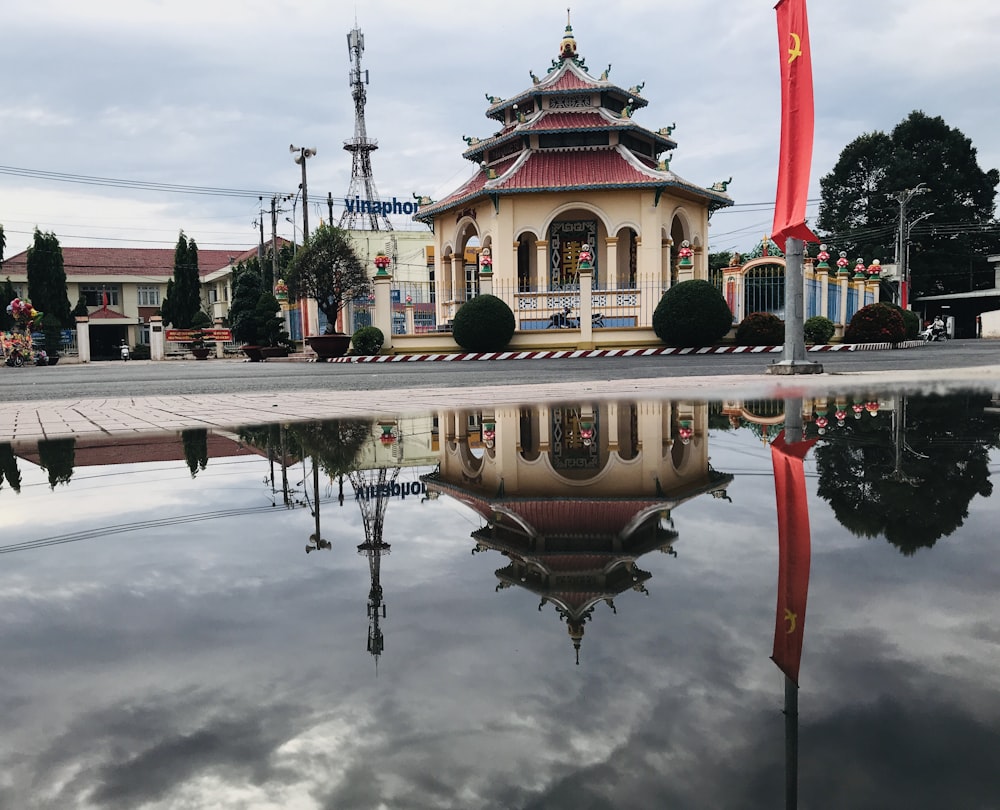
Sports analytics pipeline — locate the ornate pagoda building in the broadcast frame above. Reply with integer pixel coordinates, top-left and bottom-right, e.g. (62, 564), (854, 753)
(421, 401), (734, 663)
(414, 14), (733, 332)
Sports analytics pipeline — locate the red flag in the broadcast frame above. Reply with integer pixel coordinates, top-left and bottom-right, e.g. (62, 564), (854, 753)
(102, 289), (109, 310)
(770, 429), (817, 684)
(771, 0), (819, 251)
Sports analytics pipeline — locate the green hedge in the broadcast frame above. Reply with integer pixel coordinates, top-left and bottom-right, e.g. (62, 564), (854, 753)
(453, 294), (516, 352)
(652, 280), (733, 347)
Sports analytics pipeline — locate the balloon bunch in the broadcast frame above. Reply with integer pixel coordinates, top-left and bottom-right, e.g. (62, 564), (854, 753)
(7, 298), (42, 328)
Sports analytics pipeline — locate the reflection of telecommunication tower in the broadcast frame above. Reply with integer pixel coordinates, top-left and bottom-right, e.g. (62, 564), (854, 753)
(350, 464), (401, 662)
(340, 26), (392, 232)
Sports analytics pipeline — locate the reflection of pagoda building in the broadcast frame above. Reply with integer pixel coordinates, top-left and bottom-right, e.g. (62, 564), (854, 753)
(423, 402), (732, 662)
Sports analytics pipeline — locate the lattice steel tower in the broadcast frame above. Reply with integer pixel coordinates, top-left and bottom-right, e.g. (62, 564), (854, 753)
(340, 26), (392, 231)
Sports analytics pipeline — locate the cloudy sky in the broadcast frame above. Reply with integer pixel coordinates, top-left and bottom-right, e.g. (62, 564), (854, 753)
(2, 415), (1000, 808)
(2, 0), (999, 259)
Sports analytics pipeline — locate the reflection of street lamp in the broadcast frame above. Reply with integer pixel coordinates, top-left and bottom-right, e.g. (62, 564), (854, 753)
(289, 144), (317, 239)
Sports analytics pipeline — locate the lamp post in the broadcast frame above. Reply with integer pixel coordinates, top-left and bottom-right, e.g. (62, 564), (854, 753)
(289, 144), (317, 239)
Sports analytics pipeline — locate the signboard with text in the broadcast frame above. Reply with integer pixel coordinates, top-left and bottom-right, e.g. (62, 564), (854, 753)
(165, 328), (233, 342)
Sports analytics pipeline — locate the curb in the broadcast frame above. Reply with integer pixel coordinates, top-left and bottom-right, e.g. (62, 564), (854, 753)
(314, 340), (925, 363)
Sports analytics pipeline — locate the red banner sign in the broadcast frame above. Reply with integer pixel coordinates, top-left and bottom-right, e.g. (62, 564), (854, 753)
(165, 328), (232, 342)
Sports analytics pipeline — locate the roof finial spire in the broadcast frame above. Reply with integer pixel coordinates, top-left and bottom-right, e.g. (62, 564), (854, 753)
(559, 8), (578, 60)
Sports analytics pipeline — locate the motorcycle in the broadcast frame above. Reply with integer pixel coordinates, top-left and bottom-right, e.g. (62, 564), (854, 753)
(920, 319), (947, 342)
(120, 342), (130, 361)
(4, 348), (25, 368)
(546, 308), (606, 329)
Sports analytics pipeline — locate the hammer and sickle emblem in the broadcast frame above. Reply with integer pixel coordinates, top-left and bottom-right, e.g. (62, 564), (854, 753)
(788, 32), (802, 64)
(784, 608), (798, 634)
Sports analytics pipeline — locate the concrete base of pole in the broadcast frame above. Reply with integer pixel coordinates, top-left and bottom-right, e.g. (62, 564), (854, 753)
(767, 360), (824, 375)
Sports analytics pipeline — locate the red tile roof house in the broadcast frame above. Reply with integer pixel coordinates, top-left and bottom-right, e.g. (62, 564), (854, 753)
(3, 244), (260, 360)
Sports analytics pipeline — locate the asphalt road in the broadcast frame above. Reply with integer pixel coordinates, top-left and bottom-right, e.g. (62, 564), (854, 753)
(3, 340), (997, 403)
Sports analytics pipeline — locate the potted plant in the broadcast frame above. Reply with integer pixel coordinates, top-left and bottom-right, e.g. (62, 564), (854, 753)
(189, 330), (211, 360)
(287, 223), (370, 361)
(230, 263), (291, 362)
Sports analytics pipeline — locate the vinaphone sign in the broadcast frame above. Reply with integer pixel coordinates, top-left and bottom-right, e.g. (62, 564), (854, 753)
(343, 195), (420, 217)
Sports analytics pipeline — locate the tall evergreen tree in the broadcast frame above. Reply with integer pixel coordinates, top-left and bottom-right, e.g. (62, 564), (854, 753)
(160, 232), (203, 327)
(26, 229), (72, 326)
(1, 277), (16, 330)
(816, 111), (999, 298)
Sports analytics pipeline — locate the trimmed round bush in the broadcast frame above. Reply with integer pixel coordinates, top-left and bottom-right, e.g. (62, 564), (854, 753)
(882, 302), (920, 339)
(652, 280), (733, 347)
(351, 325), (384, 355)
(735, 312), (785, 346)
(844, 302), (905, 344)
(803, 315), (835, 344)
(452, 294), (516, 352)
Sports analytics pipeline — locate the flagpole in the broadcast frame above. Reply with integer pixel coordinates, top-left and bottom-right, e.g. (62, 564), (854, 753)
(782, 395), (803, 810)
(768, 237), (822, 375)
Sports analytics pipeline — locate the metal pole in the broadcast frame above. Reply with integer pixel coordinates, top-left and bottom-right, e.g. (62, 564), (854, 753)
(300, 157), (309, 239)
(768, 238), (822, 375)
(784, 676), (799, 810)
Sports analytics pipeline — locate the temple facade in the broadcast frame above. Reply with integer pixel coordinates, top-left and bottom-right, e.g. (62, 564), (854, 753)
(414, 16), (733, 332)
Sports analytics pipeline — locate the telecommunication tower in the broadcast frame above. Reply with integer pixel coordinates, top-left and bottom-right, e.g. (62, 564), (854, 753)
(340, 26), (392, 231)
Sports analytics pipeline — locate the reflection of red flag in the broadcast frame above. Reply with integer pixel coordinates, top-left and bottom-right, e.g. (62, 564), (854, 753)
(770, 429), (817, 684)
(771, 0), (819, 251)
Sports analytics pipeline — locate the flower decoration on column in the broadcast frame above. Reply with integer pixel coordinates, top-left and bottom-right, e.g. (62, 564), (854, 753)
(378, 420), (397, 446)
(374, 252), (392, 276)
(677, 240), (694, 269)
(273, 278), (289, 303)
(482, 422), (496, 448)
(816, 244), (830, 271)
(678, 419), (694, 445)
(836, 251), (850, 276)
(579, 420), (595, 446)
(851, 398), (865, 419)
(853, 258), (867, 280)
(866, 259), (881, 280)
(577, 242), (593, 272)
(865, 400), (880, 417)
(478, 247), (492, 274)
(405, 294), (413, 305)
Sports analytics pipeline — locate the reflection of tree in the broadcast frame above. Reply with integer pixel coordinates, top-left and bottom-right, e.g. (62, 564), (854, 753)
(1, 443), (23, 493)
(181, 429), (208, 478)
(290, 419), (371, 479)
(815, 394), (997, 554)
(37, 438), (76, 489)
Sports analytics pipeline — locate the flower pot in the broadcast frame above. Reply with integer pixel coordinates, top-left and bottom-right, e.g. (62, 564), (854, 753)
(191, 347), (211, 360)
(241, 345), (265, 362)
(306, 333), (351, 361)
(260, 346), (289, 359)
(47, 356), (60, 365)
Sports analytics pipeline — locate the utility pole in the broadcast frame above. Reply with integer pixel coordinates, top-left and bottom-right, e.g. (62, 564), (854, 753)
(891, 183), (929, 309)
(290, 145), (317, 239)
(270, 194), (279, 289)
(328, 192), (334, 226)
(257, 197), (266, 265)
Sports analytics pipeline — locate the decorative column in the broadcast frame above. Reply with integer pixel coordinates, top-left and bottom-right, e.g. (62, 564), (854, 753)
(676, 240), (695, 283)
(213, 317), (226, 359)
(535, 240), (549, 294)
(815, 245), (830, 320)
(373, 253), (394, 350)
(404, 295), (415, 334)
(75, 315), (91, 363)
(866, 260), (882, 304)
(149, 315), (165, 361)
(478, 246), (493, 296)
(578, 242), (594, 347)
(604, 236), (619, 291)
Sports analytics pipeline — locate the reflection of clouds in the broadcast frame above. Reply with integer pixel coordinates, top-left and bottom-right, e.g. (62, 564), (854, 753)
(2, 434), (1000, 808)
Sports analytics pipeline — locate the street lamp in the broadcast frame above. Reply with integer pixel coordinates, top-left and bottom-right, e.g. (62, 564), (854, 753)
(289, 144), (317, 239)
(891, 183), (930, 309)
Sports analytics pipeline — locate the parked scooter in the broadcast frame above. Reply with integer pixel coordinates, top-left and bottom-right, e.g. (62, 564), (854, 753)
(546, 308), (606, 329)
(920, 316), (947, 342)
(4, 348), (25, 367)
(120, 341), (130, 361)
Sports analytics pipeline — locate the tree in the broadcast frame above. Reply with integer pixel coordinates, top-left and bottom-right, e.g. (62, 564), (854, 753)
(0, 443), (22, 494)
(287, 223), (369, 334)
(181, 429), (209, 478)
(160, 232), (203, 328)
(37, 438), (76, 489)
(814, 393), (997, 554)
(816, 111), (999, 298)
(1, 277), (16, 331)
(229, 259), (286, 347)
(26, 229), (72, 327)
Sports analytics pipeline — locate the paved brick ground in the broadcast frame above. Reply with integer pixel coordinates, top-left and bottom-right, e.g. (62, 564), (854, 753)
(4, 362), (1000, 446)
